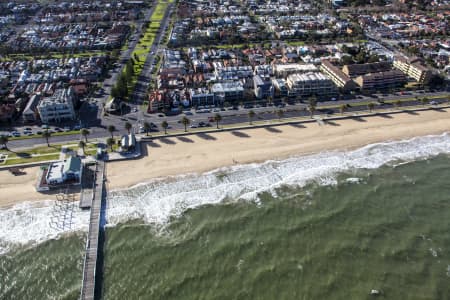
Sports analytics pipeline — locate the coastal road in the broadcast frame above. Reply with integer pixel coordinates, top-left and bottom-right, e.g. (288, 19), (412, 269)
(5, 91), (449, 150)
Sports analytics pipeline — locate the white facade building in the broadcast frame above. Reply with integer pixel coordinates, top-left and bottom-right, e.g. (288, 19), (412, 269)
(37, 87), (76, 123)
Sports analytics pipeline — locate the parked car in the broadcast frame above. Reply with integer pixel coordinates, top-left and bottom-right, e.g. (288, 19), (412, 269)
(190, 124), (198, 128)
(41, 124), (49, 129)
(184, 111), (193, 115)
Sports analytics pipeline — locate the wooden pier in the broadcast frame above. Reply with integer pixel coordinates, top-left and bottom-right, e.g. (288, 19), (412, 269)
(80, 160), (105, 300)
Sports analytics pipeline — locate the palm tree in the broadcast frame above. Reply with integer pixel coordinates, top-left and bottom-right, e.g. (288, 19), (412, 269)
(107, 125), (116, 138)
(143, 121), (151, 136)
(276, 109), (284, 120)
(421, 97), (429, 106)
(161, 120), (169, 134)
(248, 110), (255, 125)
(80, 128), (90, 143)
(339, 104), (346, 115)
(394, 100), (402, 109)
(106, 137), (115, 152)
(42, 130), (51, 147)
(368, 102), (375, 113)
(125, 122), (132, 134)
(308, 96), (317, 118)
(78, 140), (86, 155)
(0, 135), (9, 150)
(214, 113), (222, 129)
(181, 116), (190, 132)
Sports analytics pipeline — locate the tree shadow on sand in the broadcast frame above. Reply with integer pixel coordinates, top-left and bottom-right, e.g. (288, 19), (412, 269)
(231, 131), (250, 138)
(404, 110), (419, 115)
(146, 140), (161, 148)
(325, 120), (340, 126)
(376, 113), (393, 119)
(177, 136), (194, 143)
(265, 127), (282, 133)
(352, 116), (367, 122)
(290, 123), (306, 128)
(196, 133), (217, 141)
(159, 137), (176, 145)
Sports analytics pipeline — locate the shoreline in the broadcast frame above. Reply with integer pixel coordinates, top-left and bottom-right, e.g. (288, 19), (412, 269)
(0, 108), (449, 208)
(106, 108), (450, 191)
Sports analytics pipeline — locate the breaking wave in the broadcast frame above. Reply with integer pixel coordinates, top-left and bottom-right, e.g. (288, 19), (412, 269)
(1, 132), (449, 254)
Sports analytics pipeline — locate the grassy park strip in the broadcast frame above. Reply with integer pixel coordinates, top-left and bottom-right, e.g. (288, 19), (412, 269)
(126, 1), (171, 94)
(0, 142), (100, 166)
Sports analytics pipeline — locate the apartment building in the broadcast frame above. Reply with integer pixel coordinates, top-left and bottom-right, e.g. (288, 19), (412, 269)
(37, 87), (76, 123)
(286, 72), (335, 97)
(211, 82), (244, 103)
(253, 75), (274, 99)
(320, 60), (357, 91)
(190, 88), (216, 107)
(272, 78), (289, 98)
(342, 62), (392, 77)
(393, 56), (432, 84)
(354, 70), (406, 90)
(273, 63), (318, 78)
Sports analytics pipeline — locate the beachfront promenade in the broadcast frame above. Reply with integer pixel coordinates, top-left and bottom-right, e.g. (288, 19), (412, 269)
(80, 160), (105, 300)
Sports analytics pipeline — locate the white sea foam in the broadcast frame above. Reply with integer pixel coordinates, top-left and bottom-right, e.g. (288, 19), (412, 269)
(0, 200), (90, 255)
(1, 133), (449, 254)
(106, 133), (450, 227)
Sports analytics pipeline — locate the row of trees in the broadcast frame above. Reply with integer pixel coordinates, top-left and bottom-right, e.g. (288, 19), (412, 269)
(0, 96), (447, 152)
(111, 59), (135, 99)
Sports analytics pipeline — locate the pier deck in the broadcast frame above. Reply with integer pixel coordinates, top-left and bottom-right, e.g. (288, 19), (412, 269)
(80, 160), (105, 300)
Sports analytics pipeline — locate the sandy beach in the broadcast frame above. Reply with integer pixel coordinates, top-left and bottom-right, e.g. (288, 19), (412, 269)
(0, 109), (449, 207)
(107, 109), (450, 189)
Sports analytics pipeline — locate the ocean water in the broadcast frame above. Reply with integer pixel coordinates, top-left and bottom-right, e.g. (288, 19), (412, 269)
(1, 134), (450, 299)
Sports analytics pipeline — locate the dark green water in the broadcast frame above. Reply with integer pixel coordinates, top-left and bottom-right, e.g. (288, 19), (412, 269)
(2, 155), (450, 300)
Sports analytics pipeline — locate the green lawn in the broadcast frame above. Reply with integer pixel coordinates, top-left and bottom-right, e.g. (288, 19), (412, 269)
(2, 154), (60, 166)
(0, 141), (101, 166)
(126, 0), (170, 95)
(9, 130), (82, 141)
